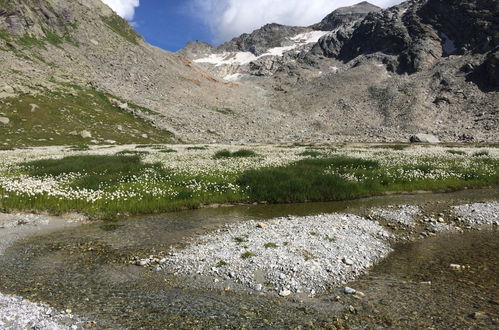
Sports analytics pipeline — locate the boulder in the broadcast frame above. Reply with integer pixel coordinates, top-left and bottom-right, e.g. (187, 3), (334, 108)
(0, 117), (10, 125)
(80, 130), (92, 138)
(410, 134), (440, 144)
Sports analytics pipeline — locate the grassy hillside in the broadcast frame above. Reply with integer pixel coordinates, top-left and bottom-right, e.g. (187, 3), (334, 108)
(0, 87), (175, 148)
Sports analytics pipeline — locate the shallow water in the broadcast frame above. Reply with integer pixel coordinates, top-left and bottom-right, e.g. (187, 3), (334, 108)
(0, 189), (497, 328)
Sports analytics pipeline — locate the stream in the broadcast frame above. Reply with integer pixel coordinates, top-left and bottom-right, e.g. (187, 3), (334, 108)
(0, 189), (497, 328)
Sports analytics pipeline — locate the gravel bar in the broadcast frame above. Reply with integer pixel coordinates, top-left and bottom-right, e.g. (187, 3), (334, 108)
(0, 293), (81, 329)
(161, 214), (393, 295)
(453, 202), (499, 227)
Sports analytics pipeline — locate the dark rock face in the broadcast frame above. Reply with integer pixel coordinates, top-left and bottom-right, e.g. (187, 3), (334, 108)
(0, 0), (74, 37)
(312, 1), (381, 31)
(316, 0), (499, 76)
(218, 23), (309, 56)
(419, 0), (499, 54)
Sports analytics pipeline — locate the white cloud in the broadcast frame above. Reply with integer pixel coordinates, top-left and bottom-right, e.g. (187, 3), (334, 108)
(101, 0), (140, 21)
(190, 0), (403, 43)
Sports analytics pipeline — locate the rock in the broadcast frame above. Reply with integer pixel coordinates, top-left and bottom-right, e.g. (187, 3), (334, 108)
(470, 311), (487, 320)
(104, 140), (116, 144)
(141, 134), (148, 139)
(90, 39), (99, 46)
(450, 263), (462, 270)
(68, 131), (78, 136)
(342, 257), (354, 265)
(30, 104), (39, 112)
(0, 117), (10, 125)
(344, 287), (356, 294)
(80, 130), (92, 139)
(256, 222), (266, 228)
(118, 103), (128, 111)
(279, 290), (291, 297)
(353, 291), (366, 299)
(1, 85), (15, 94)
(410, 134), (440, 144)
(254, 284), (263, 291)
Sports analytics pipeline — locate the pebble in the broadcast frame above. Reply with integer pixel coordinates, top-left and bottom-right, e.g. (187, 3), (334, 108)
(344, 287), (356, 295)
(253, 284), (263, 291)
(279, 290), (291, 297)
(342, 257), (354, 266)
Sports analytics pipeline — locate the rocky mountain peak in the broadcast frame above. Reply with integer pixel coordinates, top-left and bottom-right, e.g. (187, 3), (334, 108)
(312, 1), (381, 31)
(218, 23), (310, 56)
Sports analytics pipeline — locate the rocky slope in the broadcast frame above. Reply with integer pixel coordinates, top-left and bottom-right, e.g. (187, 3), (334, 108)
(0, 0), (497, 145)
(182, 0), (498, 143)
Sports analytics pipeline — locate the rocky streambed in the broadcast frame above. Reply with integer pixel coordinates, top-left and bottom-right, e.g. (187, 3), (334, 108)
(0, 189), (497, 328)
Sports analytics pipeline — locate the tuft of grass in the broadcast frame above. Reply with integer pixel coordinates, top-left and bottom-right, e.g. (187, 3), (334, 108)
(214, 149), (257, 159)
(99, 222), (121, 231)
(22, 155), (167, 190)
(447, 150), (466, 155)
(263, 242), (278, 249)
(237, 157), (379, 203)
(215, 260), (228, 267)
(159, 148), (177, 153)
(473, 151), (489, 157)
(234, 236), (248, 244)
(115, 150), (149, 156)
(68, 145), (90, 151)
(371, 144), (410, 151)
(187, 146), (208, 151)
(298, 150), (324, 158)
(241, 251), (256, 259)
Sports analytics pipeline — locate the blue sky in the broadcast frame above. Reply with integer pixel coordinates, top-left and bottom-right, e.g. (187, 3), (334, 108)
(132, 1), (212, 52)
(102, 0), (403, 52)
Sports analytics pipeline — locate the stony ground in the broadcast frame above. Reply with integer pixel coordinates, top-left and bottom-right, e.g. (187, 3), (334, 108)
(160, 214), (393, 296)
(0, 293), (81, 329)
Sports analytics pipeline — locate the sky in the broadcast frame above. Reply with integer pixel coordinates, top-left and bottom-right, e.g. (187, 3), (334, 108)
(101, 0), (403, 52)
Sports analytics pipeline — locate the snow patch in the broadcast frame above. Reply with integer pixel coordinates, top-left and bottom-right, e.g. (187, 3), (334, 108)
(441, 33), (457, 55)
(290, 30), (329, 44)
(195, 52), (257, 67)
(195, 30), (329, 67)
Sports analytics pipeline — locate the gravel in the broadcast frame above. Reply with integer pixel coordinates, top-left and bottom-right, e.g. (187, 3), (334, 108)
(452, 202), (499, 227)
(160, 213), (393, 295)
(0, 293), (81, 329)
(370, 205), (420, 227)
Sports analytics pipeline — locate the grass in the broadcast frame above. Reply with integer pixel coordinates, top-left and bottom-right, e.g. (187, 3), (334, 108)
(215, 260), (228, 267)
(473, 151), (489, 157)
(0, 149), (497, 219)
(100, 222), (121, 231)
(0, 87), (174, 148)
(447, 150), (466, 155)
(187, 146), (208, 150)
(298, 150), (324, 158)
(234, 236), (248, 244)
(23, 155), (166, 190)
(159, 148), (177, 153)
(236, 156), (499, 203)
(241, 251), (256, 259)
(371, 144), (410, 150)
(263, 242), (278, 249)
(68, 145), (90, 151)
(101, 15), (141, 45)
(214, 149), (257, 159)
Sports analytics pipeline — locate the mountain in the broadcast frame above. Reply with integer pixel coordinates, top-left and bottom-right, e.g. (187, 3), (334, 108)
(181, 0), (498, 143)
(0, 0), (497, 147)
